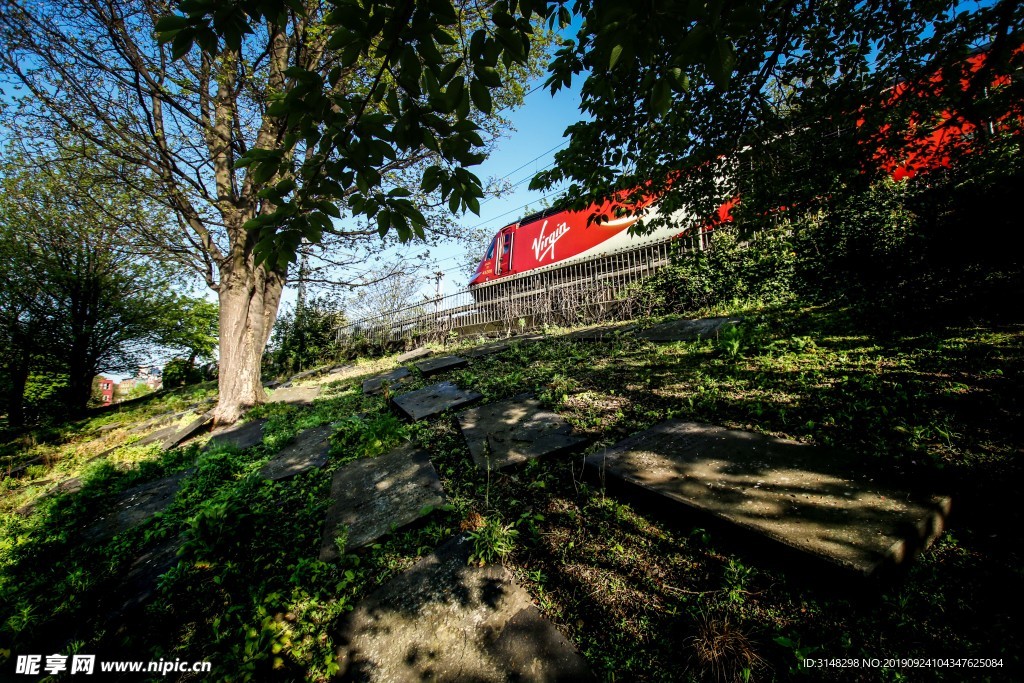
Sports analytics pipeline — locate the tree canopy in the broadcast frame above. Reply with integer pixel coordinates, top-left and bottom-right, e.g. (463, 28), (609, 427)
(0, 147), (210, 420)
(0, 0), (553, 422)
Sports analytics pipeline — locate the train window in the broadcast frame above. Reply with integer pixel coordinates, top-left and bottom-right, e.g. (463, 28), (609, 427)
(502, 233), (512, 253)
(485, 237), (496, 260)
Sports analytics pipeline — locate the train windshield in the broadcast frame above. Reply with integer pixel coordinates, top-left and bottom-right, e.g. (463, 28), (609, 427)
(485, 236), (496, 260)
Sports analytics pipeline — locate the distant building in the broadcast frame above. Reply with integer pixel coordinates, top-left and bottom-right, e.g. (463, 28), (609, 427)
(137, 365), (163, 391)
(96, 376), (115, 405)
(117, 378), (136, 395)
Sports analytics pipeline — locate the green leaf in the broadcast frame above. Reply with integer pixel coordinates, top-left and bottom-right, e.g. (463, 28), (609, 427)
(155, 15), (189, 41)
(651, 78), (671, 117)
(609, 44), (623, 69)
(171, 32), (194, 60)
(469, 79), (492, 114)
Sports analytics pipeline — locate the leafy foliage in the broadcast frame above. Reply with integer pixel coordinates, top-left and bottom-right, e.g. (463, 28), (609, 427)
(267, 296), (347, 376)
(534, 0), (1024, 238)
(0, 148), (194, 419)
(154, 0), (551, 269)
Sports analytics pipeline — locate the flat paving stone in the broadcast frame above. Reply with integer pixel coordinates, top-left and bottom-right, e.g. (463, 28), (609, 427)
(320, 444), (444, 560)
(463, 335), (543, 358)
(268, 385), (322, 405)
(289, 365), (330, 382)
(83, 472), (188, 543)
(458, 394), (587, 472)
(586, 420), (951, 576)
(160, 413), (213, 449)
(114, 536), (182, 614)
(134, 423), (180, 448)
(635, 315), (742, 342)
(414, 355), (468, 376)
(206, 418), (267, 451)
(362, 367), (412, 395)
(392, 381), (482, 421)
(396, 347), (432, 363)
(333, 534), (594, 682)
(128, 410), (189, 435)
(563, 323), (637, 341)
(261, 425), (332, 480)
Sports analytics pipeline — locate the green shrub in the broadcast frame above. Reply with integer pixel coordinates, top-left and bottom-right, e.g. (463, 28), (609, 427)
(634, 224), (795, 316)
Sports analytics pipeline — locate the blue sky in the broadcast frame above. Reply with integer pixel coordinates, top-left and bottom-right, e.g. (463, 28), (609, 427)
(417, 76), (583, 292)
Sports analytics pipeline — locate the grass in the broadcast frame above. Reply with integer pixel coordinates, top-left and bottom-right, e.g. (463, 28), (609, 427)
(1, 299), (1021, 681)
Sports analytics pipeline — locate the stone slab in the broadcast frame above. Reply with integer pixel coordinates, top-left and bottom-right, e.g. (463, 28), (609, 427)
(134, 423), (180, 448)
(57, 477), (83, 494)
(320, 444), (444, 560)
(392, 381), (482, 421)
(128, 409), (193, 435)
(206, 418), (267, 451)
(362, 367), (412, 395)
(83, 472), (188, 543)
(268, 385), (322, 405)
(635, 316), (742, 342)
(115, 536), (181, 614)
(289, 365), (330, 382)
(463, 335), (543, 358)
(396, 347), (432, 363)
(261, 425), (332, 480)
(585, 420), (951, 576)
(414, 355), (468, 376)
(160, 413), (213, 449)
(333, 534), (594, 682)
(564, 323), (637, 341)
(458, 394), (587, 472)
(95, 421), (125, 434)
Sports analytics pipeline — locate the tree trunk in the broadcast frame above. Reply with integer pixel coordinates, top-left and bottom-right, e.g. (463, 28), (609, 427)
(5, 347), (31, 429)
(213, 263), (285, 424)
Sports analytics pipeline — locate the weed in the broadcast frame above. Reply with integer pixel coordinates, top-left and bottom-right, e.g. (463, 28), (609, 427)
(718, 323), (745, 359)
(689, 612), (766, 682)
(466, 515), (518, 566)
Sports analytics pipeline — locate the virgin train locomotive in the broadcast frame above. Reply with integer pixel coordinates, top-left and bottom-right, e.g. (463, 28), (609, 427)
(468, 196), (736, 287)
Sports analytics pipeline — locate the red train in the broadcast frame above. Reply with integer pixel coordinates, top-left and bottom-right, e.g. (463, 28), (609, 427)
(468, 196), (736, 287)
(469, 48), (1020, 288)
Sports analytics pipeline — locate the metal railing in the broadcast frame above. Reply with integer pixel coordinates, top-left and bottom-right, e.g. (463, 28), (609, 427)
(336, 228), (709, 346)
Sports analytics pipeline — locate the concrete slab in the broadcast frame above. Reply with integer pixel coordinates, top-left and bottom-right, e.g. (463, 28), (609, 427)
(83, 472), (188, 543)
(320, 444), (444, 560)
(462, 335), (543, 358)
(57, 477), (83, 495)
(393, 381), (482, 421)
(261, 425), (332, 480)
(268, 385), (321, 405)
(160, 413), (214, 449)
(396, 347), (432, 363)
(586, 421), (951, 576)
(288, 365), (330, 382)
(134, 423), (180, 448)
(564, 323), (637, 341)
(414, 355), (468, 376)
(458, 394), (587, 472)
(635, 316), (742, 342)
(206, 419), (267, 452)
(333, 534), (594, 682)
(128, 410), (190, 435)
(362, 367), (412, 395)
(115, 536), (181, 614)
